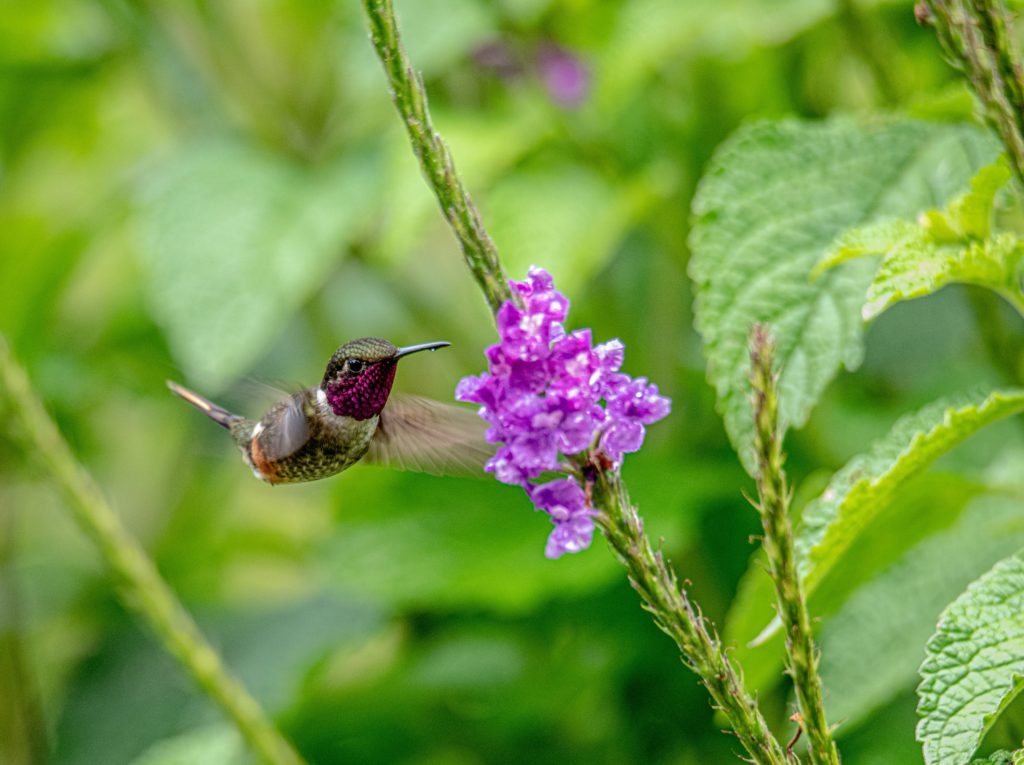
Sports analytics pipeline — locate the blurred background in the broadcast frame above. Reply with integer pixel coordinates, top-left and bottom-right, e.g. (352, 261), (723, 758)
(2, 1), (1023, 763)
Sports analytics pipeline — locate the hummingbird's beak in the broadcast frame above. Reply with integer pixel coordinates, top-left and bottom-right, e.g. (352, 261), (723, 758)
(394, 340), (451, 359)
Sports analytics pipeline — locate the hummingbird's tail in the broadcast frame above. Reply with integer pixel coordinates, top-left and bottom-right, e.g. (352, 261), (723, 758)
(166, 381), (244, 430)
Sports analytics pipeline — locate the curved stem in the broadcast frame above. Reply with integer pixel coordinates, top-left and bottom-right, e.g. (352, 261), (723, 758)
(0, 335), (306, 765)
(594, 472), (794, 765)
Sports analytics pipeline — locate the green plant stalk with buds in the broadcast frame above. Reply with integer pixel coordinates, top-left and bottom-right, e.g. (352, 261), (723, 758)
(0, 335), (306, 765)
(592, 470), (793, 765)
(749, 326), (840, 765)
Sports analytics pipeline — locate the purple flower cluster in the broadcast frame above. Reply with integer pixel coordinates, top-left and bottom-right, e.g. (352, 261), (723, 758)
(456, 267), (671, 559)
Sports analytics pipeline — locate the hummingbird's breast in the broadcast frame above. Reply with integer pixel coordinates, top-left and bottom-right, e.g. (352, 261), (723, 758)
(246, 387), (378, 484)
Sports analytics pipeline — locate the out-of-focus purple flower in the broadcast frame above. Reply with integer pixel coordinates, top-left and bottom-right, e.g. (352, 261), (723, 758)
(538, 43), (590, 108)
(456, 266), (671, 559)
(470, 39), (590, 109)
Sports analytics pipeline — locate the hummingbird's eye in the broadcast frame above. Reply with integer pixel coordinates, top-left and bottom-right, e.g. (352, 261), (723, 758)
(346, 358), (365, 374)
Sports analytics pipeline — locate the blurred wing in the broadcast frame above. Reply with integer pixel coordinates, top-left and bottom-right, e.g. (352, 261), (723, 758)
(365, 394), (493, 476)
(259, 392), (312, 461)
(237, 378), (305, 404)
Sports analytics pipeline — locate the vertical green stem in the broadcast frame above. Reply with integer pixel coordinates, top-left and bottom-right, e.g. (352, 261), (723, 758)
(749, 326), (840, 765)
(361, 0), (512, 313)
(0, 335), (307, 765)
(593, 473), (793, 765)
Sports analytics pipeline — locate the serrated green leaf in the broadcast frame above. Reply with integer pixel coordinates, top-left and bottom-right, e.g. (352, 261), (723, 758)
(862, 235), (1023, 320)
(689, 118), (997, 472)
(917, 549), (1024, 765)
(797, 389), (1024, 594)
(816, 160), (1024, 321)
(970, 751), (1021, 765)
(946, 161), (1011, 239)
(138, 139), (379, 390)
(820, 495), (1024, 732)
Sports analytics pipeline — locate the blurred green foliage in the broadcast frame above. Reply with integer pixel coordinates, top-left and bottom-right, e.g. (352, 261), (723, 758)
(1, 0), (1023, 763)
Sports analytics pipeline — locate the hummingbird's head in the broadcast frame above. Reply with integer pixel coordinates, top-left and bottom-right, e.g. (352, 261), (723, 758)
(320, 338), (450, 420)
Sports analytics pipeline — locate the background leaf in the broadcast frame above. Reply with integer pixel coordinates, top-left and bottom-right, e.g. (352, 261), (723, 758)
(53, 596), (382, 765)
(137, 139), (380, 390)
(483, 162), (640, 295)
(689, 118), (998, 471)
(819, 494), (1024, 732)
(917, 549), (1024, 765)
(129, 726), (246, 765)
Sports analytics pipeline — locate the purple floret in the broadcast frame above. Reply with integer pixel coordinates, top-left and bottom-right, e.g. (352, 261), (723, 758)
(456, 266), (671, 558)
(529, 478), (596, 559)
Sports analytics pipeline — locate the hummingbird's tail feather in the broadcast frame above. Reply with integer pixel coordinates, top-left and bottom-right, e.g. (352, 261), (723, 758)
(166, 380), (244, 430)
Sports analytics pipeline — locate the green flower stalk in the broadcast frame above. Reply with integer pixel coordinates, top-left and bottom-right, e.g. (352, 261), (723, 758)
(360, 2), (793, 762)
(361, 0), (511, 313)
(593, 471), (793, 765)
(749, 325), (840, 765)
(0, 335), (306, 765)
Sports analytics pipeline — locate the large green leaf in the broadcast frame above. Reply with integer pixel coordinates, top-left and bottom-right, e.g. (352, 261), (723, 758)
(816, 161), (1024, 320)
(689, 118), (997, 471)
(820, 494), (1024, 732)
(796, 389), (1024, 594)
(917, 549), (1024, 765)
(137, 139), (379, 390)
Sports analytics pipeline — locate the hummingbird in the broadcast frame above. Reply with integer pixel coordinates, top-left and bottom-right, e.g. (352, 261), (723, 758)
(167, 338), (491, 484)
